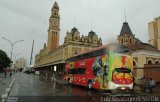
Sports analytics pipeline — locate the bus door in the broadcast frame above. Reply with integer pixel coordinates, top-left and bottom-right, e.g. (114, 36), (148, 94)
(102, 64), (109, 88)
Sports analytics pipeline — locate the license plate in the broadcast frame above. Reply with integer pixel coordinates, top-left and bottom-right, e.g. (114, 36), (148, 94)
(121, 87), (126, 90)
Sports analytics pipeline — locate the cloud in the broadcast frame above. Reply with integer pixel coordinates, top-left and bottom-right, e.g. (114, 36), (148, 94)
(0, 0), (160, 65)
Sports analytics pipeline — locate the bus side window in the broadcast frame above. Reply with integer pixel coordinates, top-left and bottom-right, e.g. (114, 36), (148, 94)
(68, 68), (85, 74)
(68, 69), (72, 74)
(80, 68), (85, 74)
(85, 53), (90, 59)
(77, 69), (79, 74)
(92, 67), (98, 75)
(77, 55), (81, 61)
(81, 54), (85, 60)
(90, 51), (95, 58)
(73, 69), (77, 74)
(105, 49), (109, 55)
(64, 71), (67, 75)
(83, 51), (95, 59)
(77, 68), (85, 74)
(95, 49), (105, 57)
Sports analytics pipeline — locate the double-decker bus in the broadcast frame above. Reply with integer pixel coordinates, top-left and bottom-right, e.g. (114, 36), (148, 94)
(64, 44), (133, 91)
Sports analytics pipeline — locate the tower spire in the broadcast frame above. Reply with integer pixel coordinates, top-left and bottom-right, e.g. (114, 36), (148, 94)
(74, 16), (76, 27)
(91, 18), (93, 31)
(53, 1), (59, 9)
(124, 8), (127, 22)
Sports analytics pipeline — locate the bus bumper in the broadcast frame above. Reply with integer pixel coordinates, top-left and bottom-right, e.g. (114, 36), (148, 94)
(108, 82), (133, 90)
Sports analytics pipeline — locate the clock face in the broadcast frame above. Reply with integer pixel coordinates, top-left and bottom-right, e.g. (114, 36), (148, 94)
(53, 20), (58, 26)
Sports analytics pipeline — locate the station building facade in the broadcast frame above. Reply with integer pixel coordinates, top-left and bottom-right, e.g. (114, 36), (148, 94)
(35, 2), (160, 81)
(34, 2), (102, 72)
(117, 21), (160, 80)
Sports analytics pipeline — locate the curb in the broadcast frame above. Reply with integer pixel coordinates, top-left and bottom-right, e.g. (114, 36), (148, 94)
(1, 76), (17, 102)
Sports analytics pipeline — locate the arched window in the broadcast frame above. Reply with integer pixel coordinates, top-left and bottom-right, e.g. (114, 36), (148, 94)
(121, 39), (123, 44)
(74, 36), (79, 41)
(74, 49), (79, 55)
(133, 61), (136, 67)
(147, 60), (153, 64)
(130, 38), (132, 45)
(125, 39), (129, 45)
(125, 39), (128, 42)
(155, 61), (160, 64)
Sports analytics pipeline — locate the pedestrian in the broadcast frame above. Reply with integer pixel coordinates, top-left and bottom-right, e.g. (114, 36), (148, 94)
(51, 72), (56, 82)
(152, 79), (156, 88)
(141, 77), (146, 85)
(133, 76), (135, 88)
(9, 68), (12, 78)
(149, 78), (156, 88)
(4, 67), (7, 78)
(140, 77), (147, 92)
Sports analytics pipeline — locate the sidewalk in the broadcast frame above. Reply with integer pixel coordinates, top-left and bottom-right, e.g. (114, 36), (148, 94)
(134, 84), (160, 95)
(151, 84), (160, 95)
(54, 74), (67, 84)
(39, 71), (66, 84)
(0, 72), (17, 101)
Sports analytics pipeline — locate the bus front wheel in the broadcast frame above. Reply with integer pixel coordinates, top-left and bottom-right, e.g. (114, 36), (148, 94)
(87, 80), (92, 89)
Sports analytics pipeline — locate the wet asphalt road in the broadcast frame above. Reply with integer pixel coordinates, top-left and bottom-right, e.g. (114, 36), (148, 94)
(8, 72), (159, 102)
(9, 72), (102, 102)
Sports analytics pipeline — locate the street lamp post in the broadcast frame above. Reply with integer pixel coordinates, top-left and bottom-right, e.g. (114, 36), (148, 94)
(2, 37), (23, 66)
(13, 53), (22, 70)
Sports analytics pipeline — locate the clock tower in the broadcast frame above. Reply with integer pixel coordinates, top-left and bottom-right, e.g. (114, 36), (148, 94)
(48, 2), (60, 52)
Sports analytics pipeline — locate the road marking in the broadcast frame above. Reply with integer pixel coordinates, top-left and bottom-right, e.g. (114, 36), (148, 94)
(0, 75), (17, 102)
(1, 93), (8, 102)
(9, 84), (12, 87)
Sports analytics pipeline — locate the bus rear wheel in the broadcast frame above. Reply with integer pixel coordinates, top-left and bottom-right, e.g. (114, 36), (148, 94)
(87, 81), (92, 89)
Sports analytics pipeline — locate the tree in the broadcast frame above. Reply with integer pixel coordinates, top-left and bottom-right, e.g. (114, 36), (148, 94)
(0, 49), (11, 69)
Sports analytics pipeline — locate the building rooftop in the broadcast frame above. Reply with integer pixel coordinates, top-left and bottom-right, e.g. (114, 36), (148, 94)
(129, 43), (160, 52)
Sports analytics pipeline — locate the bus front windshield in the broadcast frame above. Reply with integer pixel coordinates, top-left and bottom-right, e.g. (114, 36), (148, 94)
(112, 68), (133, 84)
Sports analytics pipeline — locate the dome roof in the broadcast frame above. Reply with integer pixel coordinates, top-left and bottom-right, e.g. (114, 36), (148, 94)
(71, 27), (78, 34)
(88, 30), (96, 37)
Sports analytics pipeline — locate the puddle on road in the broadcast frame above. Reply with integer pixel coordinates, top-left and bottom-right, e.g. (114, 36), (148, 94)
(1, 82), (6, 85)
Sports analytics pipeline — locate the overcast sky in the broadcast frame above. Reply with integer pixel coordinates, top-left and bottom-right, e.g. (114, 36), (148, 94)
(0, 0), (160, 65)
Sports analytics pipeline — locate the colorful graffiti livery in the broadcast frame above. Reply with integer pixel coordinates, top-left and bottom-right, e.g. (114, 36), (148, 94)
(64, 44), (133, 90)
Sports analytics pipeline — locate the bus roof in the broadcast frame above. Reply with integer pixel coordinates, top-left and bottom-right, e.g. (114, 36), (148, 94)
(67, 43), (130, 61)
(77, 43), (129, 56)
